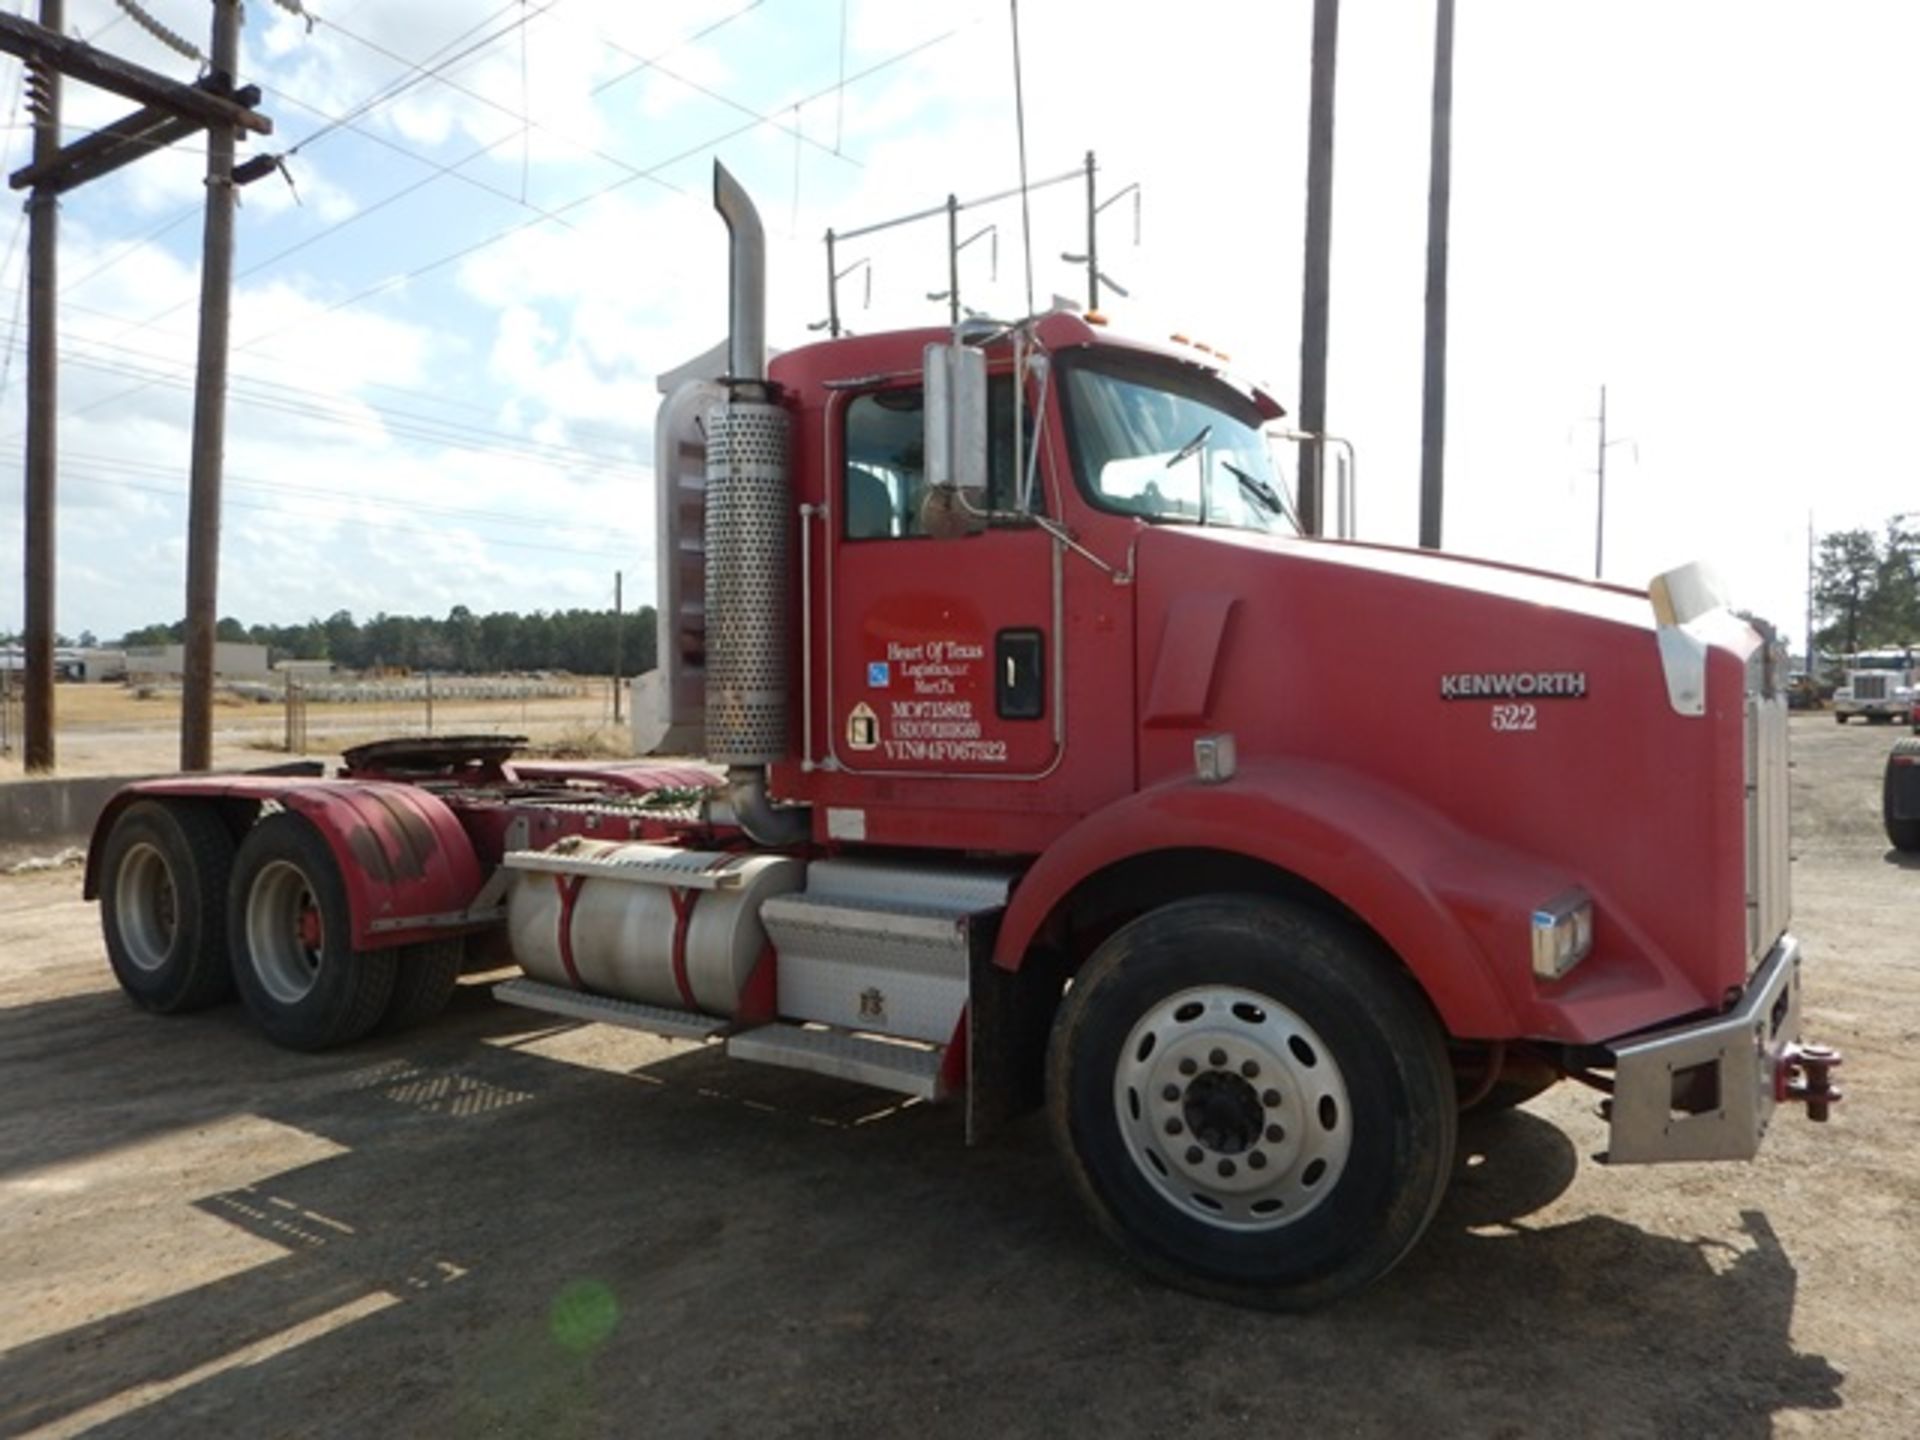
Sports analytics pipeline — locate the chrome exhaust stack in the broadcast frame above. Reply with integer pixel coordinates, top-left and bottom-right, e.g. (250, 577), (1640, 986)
(706, 161), (807, 845)
(714, 162), (766, 384)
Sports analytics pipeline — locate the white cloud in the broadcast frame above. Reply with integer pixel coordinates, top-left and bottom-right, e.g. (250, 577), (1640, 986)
(3, 0), (1915, 654)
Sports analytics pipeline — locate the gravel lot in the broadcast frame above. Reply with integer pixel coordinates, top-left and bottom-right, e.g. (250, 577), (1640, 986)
(0, 714), (1913, 1439)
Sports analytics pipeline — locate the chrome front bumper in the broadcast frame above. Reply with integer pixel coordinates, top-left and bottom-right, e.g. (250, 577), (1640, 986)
(1605, 935), (1813, 1164)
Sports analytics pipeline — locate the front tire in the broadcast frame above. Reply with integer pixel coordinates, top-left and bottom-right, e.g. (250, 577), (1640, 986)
(228, 813), (396, 1050)
(1047, 896), (1456, 1310)
(98, 800), (236, 1013)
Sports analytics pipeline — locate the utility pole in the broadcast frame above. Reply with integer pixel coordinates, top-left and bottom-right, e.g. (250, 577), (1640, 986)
(1297, 0), (1340, 537)
(1594, 385), (1607, 576)
(1804, 512), (1816, 671)
(1418, 0), (1455, 551)
(1, 5), (270, 774)
(21, 0), (61, 772)
(180, 0), (243, 771)
(612, 569), (624, 725)
(1590, 384), (1633, 579)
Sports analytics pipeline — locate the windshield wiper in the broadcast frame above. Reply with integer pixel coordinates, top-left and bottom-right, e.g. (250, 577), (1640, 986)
(1165, 424), (1213, 470)
(1223, 460), (1301, 533)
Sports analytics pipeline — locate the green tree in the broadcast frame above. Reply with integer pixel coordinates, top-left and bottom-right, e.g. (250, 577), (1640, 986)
(1813, 515), (1920, 659)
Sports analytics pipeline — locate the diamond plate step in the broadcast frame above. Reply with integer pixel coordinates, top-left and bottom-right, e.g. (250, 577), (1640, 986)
(502, 847), (744, 889)
(493, 977), (728, 1040)
(726, 1023), (947, 1100)
(759, 859), (1017, 1046)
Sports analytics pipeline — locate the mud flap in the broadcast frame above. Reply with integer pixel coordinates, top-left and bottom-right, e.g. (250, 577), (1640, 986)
(967, 934), (1069, 1145)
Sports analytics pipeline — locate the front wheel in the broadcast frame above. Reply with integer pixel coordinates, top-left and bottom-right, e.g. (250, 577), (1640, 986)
(228, 813), (396, 1050)
(1047, 896), (1456, 1310)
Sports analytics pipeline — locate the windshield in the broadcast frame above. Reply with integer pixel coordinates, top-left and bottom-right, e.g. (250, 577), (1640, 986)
(1067, 359), (1290, 537)
(1062, 358), (1291, 534)
(1848, 651), (1914, 671)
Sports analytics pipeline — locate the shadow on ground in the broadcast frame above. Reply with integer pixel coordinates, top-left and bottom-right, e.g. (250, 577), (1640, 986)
(0, 985), (1844, 1440)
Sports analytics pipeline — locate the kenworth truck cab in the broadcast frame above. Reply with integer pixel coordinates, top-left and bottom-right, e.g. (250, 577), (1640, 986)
(86, 163), (1840, 1309)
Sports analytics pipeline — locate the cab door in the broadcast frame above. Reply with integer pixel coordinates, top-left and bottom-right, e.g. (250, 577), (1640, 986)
(824, 377), (1058, 779)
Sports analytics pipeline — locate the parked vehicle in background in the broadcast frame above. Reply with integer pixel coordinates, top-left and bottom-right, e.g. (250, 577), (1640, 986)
(1886, 740), (1920, 851)
(1834, 647), (1917, 724)
(1786, 671), (1821, 710)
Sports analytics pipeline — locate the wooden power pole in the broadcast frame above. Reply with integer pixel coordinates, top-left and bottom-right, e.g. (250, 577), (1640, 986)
(180, 0), (244, 772)
(20, 0), (61, 772)
(1418, 0), (1456, 551)
(1297, 0), (1340, 537)
(0, 5), (270, 772)
(612, 569), (624, 725)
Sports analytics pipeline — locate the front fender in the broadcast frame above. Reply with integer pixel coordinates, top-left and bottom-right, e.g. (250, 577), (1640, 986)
(86, 777), (486, 950)
(992, 759), (1589, 1041)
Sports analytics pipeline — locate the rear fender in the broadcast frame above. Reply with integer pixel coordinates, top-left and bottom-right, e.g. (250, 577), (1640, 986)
(991, 759), (1581, 1040)
(86, 777), (486, 950)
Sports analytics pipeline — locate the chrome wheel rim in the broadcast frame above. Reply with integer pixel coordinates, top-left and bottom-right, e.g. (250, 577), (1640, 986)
(1114, 986), (1352, 1231)
(246, 860), (324, 1005)
(114, 841), (179, 972)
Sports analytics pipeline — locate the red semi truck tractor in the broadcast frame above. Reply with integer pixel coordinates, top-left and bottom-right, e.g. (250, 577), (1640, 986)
(86, 164), (1840, 1308)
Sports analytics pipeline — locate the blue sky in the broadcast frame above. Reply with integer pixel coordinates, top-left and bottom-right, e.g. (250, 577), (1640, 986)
(1, 0), (1916, 648)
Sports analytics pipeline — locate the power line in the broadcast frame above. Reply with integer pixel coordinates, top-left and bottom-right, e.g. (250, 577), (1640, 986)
(0, 327), (647, 474)
(88, 0), (780, 348)
(241, 18), (971, 351)
(57, 468), (645, 561)
(51, 293), (642, 444)
(44, 0), (540, 302)
(283, 0), (538, 157)
(256, 79), (580, 231)
(45, 16), (972, 431)
(41, 444), (643, 539)
(544, 2), (862, 170)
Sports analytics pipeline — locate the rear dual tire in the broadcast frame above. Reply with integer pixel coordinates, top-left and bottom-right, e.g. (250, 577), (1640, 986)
(99, 800), (237, 1014)
(228, 814), (396, 1051)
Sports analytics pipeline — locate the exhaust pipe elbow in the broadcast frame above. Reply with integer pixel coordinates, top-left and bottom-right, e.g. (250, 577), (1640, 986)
(713, 161), (765, 383)
(726, 767), (809, 847)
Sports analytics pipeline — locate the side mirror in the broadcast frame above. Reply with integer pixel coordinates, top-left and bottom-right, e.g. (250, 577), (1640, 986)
(922, 341), (988, 538)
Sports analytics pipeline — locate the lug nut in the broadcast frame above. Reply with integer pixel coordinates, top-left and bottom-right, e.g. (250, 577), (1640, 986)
(1217, 1159), (1236, 1178)
(1248, 1151), (1268, 1170)
(1165, 1118), (1184, 1136)
(1179, 1058), (1198, 1077)
(1185, 1145), (1204, 1165)
(1262, 1089), (1281, 1108)
(1265, 1124), (1285, 1144)
(1209, 1048), (1228, 1068)
(1241, 1060), (1260, 1079)
(1162, 1084), (1181, 1103)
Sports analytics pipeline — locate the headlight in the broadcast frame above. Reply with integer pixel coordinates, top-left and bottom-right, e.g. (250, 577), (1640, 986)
(1531, 888), (1594, 981)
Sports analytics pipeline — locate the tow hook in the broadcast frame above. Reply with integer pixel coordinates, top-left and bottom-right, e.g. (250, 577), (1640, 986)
(1776, 1043), (1843, 1122)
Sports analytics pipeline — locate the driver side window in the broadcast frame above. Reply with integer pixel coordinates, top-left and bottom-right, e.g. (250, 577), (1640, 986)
(843, 378), (1031, 539)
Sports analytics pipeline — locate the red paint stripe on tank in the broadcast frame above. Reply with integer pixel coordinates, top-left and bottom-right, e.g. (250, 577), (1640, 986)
(667, 888), (700, 1009)
(554, 874), (585, 989)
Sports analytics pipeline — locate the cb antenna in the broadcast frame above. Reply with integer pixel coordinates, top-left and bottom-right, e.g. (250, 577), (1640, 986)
(1009, 0), (1036, 319)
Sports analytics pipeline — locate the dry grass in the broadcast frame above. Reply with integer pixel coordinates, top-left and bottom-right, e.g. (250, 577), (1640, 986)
(0, 677), (629, 781)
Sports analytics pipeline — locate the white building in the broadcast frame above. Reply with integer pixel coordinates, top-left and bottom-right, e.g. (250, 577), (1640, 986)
(125, 642), (272, 680)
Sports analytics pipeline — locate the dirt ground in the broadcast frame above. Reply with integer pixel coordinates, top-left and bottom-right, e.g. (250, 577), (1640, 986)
(0, 681), (629, 781)
(0, 714), (1913, 1439)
